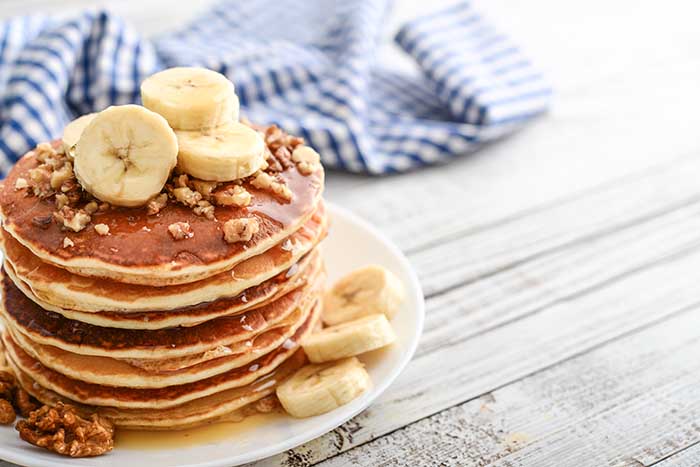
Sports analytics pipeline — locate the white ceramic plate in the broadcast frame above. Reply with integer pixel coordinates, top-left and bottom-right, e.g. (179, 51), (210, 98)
(0, 202), (425, 467)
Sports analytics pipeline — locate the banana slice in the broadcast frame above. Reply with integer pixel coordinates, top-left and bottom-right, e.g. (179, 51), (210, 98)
(141, 67), (238, 130)
(323, 266), (405, 326)
(62, 113), (96, 157)
(302, 314), (396, 363)
(74, 105), (178, 207)
(276, 357), (371, 418)
(175, 122), (265, 181)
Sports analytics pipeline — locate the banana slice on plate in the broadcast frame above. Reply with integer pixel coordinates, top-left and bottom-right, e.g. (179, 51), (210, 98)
(62, 113), (96, 157)
(141, 67), (238, 130)
(323, 265), (405, 325)
(302, 314), (397, 363)
(175, 122), (265, 181)
(276, 357), (371, 418)
(74, 105), (178, 207)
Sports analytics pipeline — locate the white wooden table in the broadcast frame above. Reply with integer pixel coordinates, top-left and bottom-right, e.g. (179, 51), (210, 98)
(3, 0), (700, 465)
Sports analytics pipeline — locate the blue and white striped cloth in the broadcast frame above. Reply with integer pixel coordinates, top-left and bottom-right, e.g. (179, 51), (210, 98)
(0, 1), (550, 175)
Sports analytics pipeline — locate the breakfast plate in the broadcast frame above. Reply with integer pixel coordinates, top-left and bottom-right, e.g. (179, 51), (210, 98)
(0, 202), (425, 467)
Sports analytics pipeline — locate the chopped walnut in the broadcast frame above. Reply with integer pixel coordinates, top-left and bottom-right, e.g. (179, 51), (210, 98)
(147, 193), (168, 215)
(168, 222), (193, 240)
(173, 173), (189, 188)
(83, 201), (99, 215)
(0, 399), (14, 425)
(292, 146), (321, 175)
(193, 200), (215, 220)
(251, 171), (293, 201)
(14, 388), (38, 417)
(223, 217), (259, 243)
(16, 402), (115, 458)
(214, 185), (251, 207)
(53, 206), (91, 232)
(14, 178), (28, 190)
(172, 186), (202, 207)
(28, 166), (52, 197)
(63, 237), (74, 248)
(49, 162), (73, 190)
(191, 179), (219, 200)
(55, 193), (69, 210)
(94, 224), (109, 236)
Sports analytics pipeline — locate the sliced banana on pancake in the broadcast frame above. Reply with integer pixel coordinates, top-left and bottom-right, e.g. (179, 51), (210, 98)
(302, 314), (396, 363)
(323, 265), (405, 325)
(175, 122), (265, 181)
(276, 357), (370, 418)
(61, 113), (96, 157)
(141, 67), (238, 130)
(73, 105), (178, 207)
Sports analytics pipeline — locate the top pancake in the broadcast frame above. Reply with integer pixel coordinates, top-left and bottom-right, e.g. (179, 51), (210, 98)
(0, 132), (324, 286)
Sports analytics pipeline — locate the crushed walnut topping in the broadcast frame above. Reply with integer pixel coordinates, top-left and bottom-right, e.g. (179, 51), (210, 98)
(191, 179), (218, 200)
(292, 146), (321, 175)
(223, 217), (259, 243)
(168, 222), (193, 240)
(147, 193), (168, 215)
(14, 178), (28, 190)
(251, 171), (293, 201)
(16, 402), (114, 458)
(94, 224), (109, 236)
(171, 186), (202, 207)
(214, 185), (251, 207)
(63, 237), (74, 248)
(0, 370), (38, 425)
(193, 200), (215, 220)
(53, 206), (91, 233)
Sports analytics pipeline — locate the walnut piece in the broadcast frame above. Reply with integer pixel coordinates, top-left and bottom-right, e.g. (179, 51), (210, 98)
(50, 162), (73, 190)
(0, 399), (14, 425)
(16, 402), (115, 458)
(53, 206), (91, 232)
(193, 200), (215, 220)
(172, 186), (202, 207)
(147, 193), (168, 215)
(213, 185), (251, 207)
(223, 218), (259, 243)
(63, 237), (74, 248)
(251, 172), (293, 202)
(14, 178), (28, 190)
(168, 222), (193, 240)
(292, 146), (321, 175)
(14, 388), (38, 417)
(94, 224), (109, 236)
(191, 179), (219, 200)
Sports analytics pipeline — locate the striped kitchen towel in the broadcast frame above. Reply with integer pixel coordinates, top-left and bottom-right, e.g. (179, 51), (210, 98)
(0, 1), (550, 175)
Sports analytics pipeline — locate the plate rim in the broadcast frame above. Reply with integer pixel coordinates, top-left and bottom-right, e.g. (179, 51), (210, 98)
(0, 201), (425, 467)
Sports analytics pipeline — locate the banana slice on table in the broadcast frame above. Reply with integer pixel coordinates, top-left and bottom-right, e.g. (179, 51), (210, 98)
(141, 67), (238, 130)
(302, 314), (397, 363)
(62, 113), (96, 157)
(74, 105), (178, 207)
(175, 122), (265, 181)
(276, 357), (371, 418)
(323, 266), (405, 326)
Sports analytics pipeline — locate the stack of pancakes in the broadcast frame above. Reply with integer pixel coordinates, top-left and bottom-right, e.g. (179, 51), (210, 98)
(0, 138), (326, 430)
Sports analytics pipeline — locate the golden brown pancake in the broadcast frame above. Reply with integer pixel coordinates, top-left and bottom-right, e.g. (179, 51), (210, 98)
(2, 202), (327, 312)
(7, 249), (322, 330)
(0, 140), (324, 286)
(0, 268), (323, 360)
(3, 302), (319, 409)
(8, 293), (315, 388)
(10, 349), (307, 429)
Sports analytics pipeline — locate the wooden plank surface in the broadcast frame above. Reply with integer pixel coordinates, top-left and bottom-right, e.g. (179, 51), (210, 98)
(2, 0), (700, 466)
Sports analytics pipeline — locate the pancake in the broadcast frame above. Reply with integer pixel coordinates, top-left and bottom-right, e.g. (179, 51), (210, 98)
(3, 302), (319, 409)
(0, 268), (323, 360)
(7, 248), (321, 330)
(2, 202), (327, 312)
(0, 137), (324, 286)
(11, 349), (307, 429)
(7, 292), (315, 388)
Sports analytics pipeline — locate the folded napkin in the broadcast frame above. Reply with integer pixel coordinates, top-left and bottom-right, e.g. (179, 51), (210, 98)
(0, 1), (550, 175)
